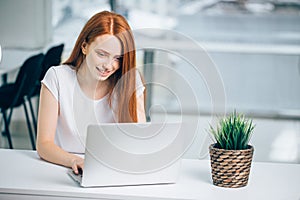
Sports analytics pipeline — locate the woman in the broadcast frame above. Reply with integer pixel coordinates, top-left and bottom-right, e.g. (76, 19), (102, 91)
(36, 11), (146, 174)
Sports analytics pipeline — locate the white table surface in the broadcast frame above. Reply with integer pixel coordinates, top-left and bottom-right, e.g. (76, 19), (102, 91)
(0, 48), (41, 75)
(0, 149), (299, 200)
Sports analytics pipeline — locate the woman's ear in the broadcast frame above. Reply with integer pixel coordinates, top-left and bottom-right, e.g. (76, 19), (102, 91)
(81, 41), (87, 55)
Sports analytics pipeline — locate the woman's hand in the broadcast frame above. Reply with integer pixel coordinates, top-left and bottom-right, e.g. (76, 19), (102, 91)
(71, 156), (84, 175)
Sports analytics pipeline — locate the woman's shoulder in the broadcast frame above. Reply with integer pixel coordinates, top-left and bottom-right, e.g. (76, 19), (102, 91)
(44, 64), (76, 83)
(49, 64), (75, 74)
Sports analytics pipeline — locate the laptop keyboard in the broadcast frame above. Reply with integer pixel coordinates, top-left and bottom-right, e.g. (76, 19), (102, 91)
(67, 169), (82, 184)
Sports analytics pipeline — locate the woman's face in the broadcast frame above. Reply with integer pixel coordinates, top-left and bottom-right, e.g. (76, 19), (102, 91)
(82, 34), (122, 81)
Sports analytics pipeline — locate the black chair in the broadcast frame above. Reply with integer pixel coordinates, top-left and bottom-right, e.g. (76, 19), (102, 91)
(27, 44), (64, 134)
(0, 53), (44, 149)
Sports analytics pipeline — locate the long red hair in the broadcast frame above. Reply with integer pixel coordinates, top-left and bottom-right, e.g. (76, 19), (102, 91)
(64, 11), (138, 122)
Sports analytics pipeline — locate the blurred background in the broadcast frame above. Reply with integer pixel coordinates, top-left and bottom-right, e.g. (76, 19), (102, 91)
(0, 0), (299, 163)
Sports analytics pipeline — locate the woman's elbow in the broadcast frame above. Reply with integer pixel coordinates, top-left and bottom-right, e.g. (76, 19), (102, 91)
(36, 140), (44, 159)
(36, 139), (49, 160)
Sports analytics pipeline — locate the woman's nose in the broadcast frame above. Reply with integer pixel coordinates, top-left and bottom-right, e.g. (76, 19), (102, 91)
(104, 58), (117, 69)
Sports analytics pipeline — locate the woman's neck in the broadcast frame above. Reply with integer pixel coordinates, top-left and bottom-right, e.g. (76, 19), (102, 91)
(76, 64), (109, 100)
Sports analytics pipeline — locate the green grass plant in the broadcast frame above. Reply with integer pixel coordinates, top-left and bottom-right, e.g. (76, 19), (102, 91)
(209, 111), (255, 150)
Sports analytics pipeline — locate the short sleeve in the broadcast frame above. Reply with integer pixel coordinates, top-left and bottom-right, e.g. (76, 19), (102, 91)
(136, 70), (145, 97)
(41, 67), (59, 101)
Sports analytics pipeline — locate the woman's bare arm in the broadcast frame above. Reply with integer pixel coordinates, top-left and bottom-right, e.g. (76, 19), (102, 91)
(137, 93), (146, 122)
(36, 84), (83, 174)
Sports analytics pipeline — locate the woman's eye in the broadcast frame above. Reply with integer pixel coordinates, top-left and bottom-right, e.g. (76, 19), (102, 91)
(115, 57), (122, 62)
(97, 52), (106, 57)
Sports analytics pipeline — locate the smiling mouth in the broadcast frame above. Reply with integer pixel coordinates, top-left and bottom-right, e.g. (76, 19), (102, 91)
(96, 66), (110, 77)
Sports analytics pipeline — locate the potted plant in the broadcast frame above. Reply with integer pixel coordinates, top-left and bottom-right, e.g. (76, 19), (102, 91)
(208, 111), (255, 188)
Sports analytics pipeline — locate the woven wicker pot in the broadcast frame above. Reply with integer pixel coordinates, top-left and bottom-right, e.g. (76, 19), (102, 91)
(209, 144), (254, 188)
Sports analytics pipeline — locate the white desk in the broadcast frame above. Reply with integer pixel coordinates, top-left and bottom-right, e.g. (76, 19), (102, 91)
(0, 149), (299, 200)
(0, 49), (40, 74)
(0, 48), (41, 84)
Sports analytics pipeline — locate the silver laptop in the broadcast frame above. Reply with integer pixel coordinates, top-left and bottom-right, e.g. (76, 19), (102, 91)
(68, 122), (186, 187)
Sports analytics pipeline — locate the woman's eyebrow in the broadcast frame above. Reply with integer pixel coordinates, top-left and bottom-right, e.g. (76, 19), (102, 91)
(96, 48), (109, 55)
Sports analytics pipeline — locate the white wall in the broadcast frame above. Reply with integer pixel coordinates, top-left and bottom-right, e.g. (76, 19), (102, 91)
(0, 0), (52, 49)
(0, 0), (53, 122)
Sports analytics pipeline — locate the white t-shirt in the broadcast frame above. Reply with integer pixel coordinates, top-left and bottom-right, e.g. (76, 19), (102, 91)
(41, 65), (145, 153)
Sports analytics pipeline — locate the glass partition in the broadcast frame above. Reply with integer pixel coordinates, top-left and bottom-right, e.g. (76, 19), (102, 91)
(52, 0), (300, 119)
